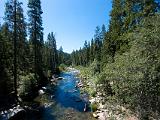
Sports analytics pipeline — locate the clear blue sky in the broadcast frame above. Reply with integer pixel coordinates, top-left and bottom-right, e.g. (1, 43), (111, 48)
(0, 0), (112, 53)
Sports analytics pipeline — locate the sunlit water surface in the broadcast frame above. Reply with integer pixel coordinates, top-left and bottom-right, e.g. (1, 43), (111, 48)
(37, 72), (95, 120)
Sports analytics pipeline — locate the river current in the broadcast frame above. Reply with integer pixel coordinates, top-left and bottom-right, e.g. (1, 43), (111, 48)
(39, 72), (95, 120)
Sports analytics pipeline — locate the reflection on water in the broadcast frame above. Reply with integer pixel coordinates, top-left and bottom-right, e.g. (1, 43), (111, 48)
(38, 72), (95, 120)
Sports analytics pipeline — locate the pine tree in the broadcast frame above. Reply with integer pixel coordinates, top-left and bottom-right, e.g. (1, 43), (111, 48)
(87, 41), (91, 65)
(3, 0), (20, 103)
(100, 24), (106, 43)
(90, 38), (94, 63)
(142, 0), (157, 16)
(123, 0), (157, 31)
(83, 40), (89, 66)
(71, 50), (77, 66)
(0, 24), (15, 107)
(15, 2), (28, 73)
(28, 0), (44, 81)
(47, 32), (58, 73)
(101, 32), (111, 65)
(58, 46), (64, 64)
(108, 0), (123, 61)
(94, 26), (102, 62)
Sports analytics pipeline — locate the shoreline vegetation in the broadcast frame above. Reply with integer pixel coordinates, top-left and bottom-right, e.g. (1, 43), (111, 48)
(74, 66), (138, 120)
(0, 71), (61, 120)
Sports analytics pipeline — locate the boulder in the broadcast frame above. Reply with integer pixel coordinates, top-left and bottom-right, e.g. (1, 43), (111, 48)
(89, 98), (96, 104)
(42, 87), (47, 90)
(9, 109), (26, 120)
(98, 103), (105, 109)
(93, 113), (99, 118)
(0, 105), (26, 120)
(58, 77), (63, 80)
(39, 89), (45, 95)
(97, 112), (107, 120)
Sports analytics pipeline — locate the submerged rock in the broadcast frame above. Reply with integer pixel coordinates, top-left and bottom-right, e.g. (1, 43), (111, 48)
(51, 95), (55, 99)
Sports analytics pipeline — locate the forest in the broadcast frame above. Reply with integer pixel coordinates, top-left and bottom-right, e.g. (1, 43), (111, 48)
(0, 0), (70, 111)
(1, 0), (160, 120)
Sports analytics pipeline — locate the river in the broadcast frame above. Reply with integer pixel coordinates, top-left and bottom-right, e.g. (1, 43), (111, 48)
(37, 71), (95, 120)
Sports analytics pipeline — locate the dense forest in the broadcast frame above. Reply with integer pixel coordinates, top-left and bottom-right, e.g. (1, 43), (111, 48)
(0, 0), (69, 109)
(70, 0), (160, 119)
(1, 0), (160, 120)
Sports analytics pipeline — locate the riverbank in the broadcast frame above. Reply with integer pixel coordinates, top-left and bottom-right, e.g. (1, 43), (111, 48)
(75, 66), (138, 120)
(0, 72), (60, 120)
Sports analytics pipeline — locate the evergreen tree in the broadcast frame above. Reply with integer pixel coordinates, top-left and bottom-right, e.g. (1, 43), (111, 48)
(94, 26), (102, 63)
(101, 32), (111, 65)
(0, 0), (23, 105)
(58, 46), (64, 64)
(47, 32), (58, 73)
(0, 24), (15, 107)
(108, 0), (123, 61)
(142, 0), (157, 16)
(3, 0), (22, 103)
(123, 0), (157, 31)
(28, 0), (44, 82)
(100, 24), (106, 43)
(90, 38), (94, 63)
(83, 40), (89, 66)
(87, 41), (91, 65)
(15, 2), (28, 73)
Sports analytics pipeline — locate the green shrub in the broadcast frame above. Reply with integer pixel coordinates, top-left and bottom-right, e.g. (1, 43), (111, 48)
(102, 15), (160, 119)
(90, 103), (98, 112)
(19, 73), (37, 99)
(97, 73), (113, 98)
(59, 64), (67, 72)
(47, 70), (52, 78)
(91, 90), (96, 97)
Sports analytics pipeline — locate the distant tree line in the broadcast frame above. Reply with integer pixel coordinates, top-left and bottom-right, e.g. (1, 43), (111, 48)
(71, 25), (106, 73)
(71, 0), (160, 119)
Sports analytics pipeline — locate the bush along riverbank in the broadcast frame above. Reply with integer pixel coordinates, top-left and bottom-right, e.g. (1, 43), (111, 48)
(0, 70), (62, 120)
(75, 65), (138, 120)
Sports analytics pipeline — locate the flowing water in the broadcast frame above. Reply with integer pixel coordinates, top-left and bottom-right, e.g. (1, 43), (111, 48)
(38, 72), (95, 120)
